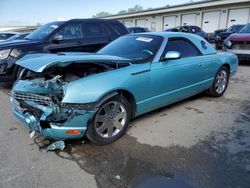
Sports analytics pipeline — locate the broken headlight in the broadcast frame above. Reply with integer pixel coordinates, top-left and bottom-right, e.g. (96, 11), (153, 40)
(62, 103), (97, 111)
(224, 38), (232, 49)
(10, 48), (22, 58)
(0, 49), (11, 60)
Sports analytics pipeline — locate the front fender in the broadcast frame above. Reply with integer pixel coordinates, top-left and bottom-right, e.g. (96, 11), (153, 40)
(62, 63), (151, 104)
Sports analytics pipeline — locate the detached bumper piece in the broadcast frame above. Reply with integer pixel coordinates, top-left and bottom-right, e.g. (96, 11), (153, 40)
(10, 92), (96, 140)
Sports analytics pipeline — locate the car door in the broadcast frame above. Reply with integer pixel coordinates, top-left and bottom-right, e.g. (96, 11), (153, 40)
(81, 22), (110, 52)
(47, 22), (85, 53)
(147, 38), (207, 111)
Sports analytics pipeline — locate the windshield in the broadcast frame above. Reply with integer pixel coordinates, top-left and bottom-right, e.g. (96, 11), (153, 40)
(25, 22), (64, 40)
(6, 34), (20, 41)
(98, 35), (163, 64)
(7, 33), (29, 41)
(227, 25), (243, 32)
(239, 24), (250, 34)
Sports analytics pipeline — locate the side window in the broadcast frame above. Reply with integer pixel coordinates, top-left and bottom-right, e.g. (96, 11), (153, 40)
(85, 23), (108, 37)
(55, 23), (83, 40)
(163, 39), (200, 59)
(110, 23), (127, 35)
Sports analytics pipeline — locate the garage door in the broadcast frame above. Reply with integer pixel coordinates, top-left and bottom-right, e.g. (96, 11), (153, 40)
(122, 20), (134, 27)
(163, 16), (177, 30)
(136, 19), (147, 27)
(181, 14), (197, 26)
(202, 11), (221, 33)
(227, 8), (250, 27)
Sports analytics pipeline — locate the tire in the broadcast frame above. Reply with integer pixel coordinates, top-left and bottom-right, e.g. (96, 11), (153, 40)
(86, 95), (131, 145)
(207, 66), (229, 97)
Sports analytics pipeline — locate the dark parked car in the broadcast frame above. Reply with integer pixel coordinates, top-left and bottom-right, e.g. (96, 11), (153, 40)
(224, 23), (250, 61)
(208, 29), (227, 43)
(0, 32), (17, 42)
(165, 25), (208, 40)
(164, 27), (179, 32)
(216, 24), (245, 49)
(4, 33), (30, 42)
(0, 19), (128, 85)
(127, 27), (150, 33)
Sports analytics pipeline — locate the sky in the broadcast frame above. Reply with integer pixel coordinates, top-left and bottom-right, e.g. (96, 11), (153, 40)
(0, 0), (198, 26)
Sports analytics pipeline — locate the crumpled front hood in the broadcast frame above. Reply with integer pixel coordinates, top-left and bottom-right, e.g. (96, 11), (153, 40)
(16, 52), (131, 73)
(229, 33), (250, 42)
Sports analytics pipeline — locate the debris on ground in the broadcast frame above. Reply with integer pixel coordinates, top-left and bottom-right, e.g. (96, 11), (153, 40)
(114, 175), (121, 180)
(29, 131), (36, 139)
(42, 141), (65, 152)
(9, 127), (17, 131)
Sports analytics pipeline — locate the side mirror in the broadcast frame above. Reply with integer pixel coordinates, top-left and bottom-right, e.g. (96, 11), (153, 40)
(164, 51), (181, 60)
(52, 35), (63, 43)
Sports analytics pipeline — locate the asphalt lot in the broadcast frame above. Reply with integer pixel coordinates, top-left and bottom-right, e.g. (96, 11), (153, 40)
(0, 63), (250, 188)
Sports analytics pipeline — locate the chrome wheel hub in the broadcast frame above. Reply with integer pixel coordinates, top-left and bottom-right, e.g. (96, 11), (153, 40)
(95, 101), (127, 138)
(215, 70), (228, 94)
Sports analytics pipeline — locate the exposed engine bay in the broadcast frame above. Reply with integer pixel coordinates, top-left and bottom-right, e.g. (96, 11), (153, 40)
(23, 62), (130, 83)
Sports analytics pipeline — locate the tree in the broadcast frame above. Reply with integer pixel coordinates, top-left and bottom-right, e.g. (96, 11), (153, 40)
(93, 11), (112, 18)
(118, 10), (127, 14)
(93, 4), (144, 17)
(127, 5), (143, 13)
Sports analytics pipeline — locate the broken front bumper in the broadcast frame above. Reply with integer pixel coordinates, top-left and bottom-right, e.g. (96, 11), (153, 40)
(10, 97), (96, 140)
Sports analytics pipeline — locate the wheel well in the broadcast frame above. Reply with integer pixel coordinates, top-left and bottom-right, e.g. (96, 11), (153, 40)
(118, 90), (137, 118)
(222, 64), (230, 74)
(98, 90), (137, 118)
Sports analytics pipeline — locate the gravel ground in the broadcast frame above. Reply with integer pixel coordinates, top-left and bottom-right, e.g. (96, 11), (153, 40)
(0, 64), (250, 188)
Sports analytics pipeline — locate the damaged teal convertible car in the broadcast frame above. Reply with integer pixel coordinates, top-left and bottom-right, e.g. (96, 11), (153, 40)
(10, 33), (238, 144)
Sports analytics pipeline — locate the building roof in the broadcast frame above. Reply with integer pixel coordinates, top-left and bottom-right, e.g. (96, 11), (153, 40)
(104, 0), (250, 19)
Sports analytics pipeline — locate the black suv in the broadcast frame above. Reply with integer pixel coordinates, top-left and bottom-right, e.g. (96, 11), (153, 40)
(0, 19), (128, 85)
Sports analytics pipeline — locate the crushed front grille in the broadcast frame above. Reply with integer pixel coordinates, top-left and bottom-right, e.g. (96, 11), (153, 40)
(12, 92), (53, 106)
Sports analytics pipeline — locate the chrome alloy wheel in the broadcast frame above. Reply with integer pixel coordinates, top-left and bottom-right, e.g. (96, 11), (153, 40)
(215, 70), (228, 94)
(95, 101), (127, 138)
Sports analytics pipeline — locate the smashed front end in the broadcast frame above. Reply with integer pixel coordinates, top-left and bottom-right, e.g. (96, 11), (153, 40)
(11, 76), (96, 140)
(10, 55), (129, 140)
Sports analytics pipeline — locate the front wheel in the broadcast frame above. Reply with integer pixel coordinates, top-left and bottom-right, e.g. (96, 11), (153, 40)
(207, 66), (229, 97)
(86, 95), (131, 145)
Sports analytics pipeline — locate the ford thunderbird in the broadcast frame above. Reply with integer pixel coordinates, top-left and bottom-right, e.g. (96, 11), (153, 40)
(10, 32), (238, 144)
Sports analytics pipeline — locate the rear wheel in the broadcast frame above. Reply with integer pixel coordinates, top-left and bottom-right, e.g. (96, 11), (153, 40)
(207, 66), (229, 97)
(86, 95), (131, 145)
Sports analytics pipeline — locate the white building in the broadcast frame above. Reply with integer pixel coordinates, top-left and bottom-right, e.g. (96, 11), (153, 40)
(0, 26), (38, 33)
(105, 0), (250, 33)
